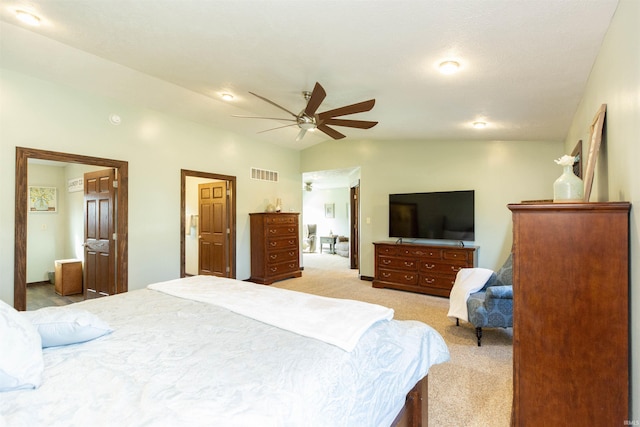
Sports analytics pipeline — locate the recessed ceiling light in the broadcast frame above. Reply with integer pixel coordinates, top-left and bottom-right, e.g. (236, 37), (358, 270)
(438, 60), (461, 75)
(221, 93), (234, 101)
(472, 121), (487, 129)
(15, 10), (41, 26)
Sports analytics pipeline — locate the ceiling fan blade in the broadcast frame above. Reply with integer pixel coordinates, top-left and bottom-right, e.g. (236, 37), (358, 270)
(303, 82), (326, 116)
(322, 118), (378, 129)
(317, 99), (376, 120)
(317, 124), (346, 140)
(249, 91), (298, 117)
(257, 123), (299, 134)
(295, 128), (307, 141)
(232, 115), (296, 122)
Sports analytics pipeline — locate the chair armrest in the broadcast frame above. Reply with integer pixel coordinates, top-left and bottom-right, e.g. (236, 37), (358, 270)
(486, 285), (513, 299)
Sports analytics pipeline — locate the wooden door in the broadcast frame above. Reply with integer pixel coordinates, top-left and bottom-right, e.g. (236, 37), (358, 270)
(198, 181), (229, 276)
(84, 169), (116, 299)
(349, 183), (360, 269)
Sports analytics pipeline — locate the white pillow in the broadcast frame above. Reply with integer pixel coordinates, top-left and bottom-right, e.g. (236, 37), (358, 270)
(0, 299), (44, 392)
(23, 307), (113, 348)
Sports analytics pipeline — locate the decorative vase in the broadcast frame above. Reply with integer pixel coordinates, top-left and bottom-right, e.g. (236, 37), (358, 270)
(275, 198), (282, 213)
(265, 203), (276, 213)
(553, 164), (584, 202)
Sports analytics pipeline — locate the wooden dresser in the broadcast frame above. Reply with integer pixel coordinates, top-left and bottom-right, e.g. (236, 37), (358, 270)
(54, 259), (83, 296)
(508, 202), (630, 426)
(372, 242), (477, 297)
(249, 212), (301, 285)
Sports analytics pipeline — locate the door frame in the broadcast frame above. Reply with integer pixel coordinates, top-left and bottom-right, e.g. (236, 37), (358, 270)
(350, 182), (360, 270)
(180, 169), (236, 278)
(14, 147), (129, 310)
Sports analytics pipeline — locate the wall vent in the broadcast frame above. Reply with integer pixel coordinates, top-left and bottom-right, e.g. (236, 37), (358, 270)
(250, 167), (279, 182)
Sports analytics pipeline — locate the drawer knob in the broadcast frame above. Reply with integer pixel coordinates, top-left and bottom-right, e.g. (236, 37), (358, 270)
(404, 261), (414, 267)
(382, 272), (391, 278)
(383, 259), (391, 265)
(269, 229), (276, 234)
(404, 275), (414, 281)
(425, 278), (435, 284)
(425, 263), (435, 269)
(451, 266), (461, 271)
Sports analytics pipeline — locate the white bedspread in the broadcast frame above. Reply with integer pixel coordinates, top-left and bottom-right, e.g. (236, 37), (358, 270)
(148, 275), (394, 351)
(1, 280), (450, 427)
(447, 268), (494, 322)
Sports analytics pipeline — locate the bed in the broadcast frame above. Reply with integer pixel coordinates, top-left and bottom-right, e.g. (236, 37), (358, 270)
(1, 276), (449, 426)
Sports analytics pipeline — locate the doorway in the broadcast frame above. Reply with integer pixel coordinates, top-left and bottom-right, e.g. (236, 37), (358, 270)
(301, 168), (360, 273)
(180, 170), (236, 278)
(14, 147), (128, 311)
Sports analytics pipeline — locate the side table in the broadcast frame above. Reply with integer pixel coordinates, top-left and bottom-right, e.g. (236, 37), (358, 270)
(320, 236), (337, 254)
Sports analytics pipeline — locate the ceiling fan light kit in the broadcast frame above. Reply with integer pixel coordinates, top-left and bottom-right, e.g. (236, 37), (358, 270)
(235, 82), (378, 141)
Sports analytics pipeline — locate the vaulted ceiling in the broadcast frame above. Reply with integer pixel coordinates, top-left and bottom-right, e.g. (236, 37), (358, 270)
(0, 0), (619, 150)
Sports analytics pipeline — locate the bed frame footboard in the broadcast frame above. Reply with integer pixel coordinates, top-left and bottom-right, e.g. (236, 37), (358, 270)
(391, 375), (428, 427)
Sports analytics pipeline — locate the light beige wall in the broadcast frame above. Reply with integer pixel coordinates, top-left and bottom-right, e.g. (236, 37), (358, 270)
(301, 138), (564, 276)
(25, 163), (105, 283)
(302, 187), (351, 242)
(564, 0), (639, 419)
(0, 69), (302, 304)
(26, 164), (67, 282)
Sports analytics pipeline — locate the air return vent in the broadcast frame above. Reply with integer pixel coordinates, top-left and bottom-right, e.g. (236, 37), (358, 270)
(250, 167), (279, 182)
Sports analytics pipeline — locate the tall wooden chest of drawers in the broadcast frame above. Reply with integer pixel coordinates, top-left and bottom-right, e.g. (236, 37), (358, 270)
(509, 202), (630, 425)
(249, 213), (302, 285)
(372, 242), (477, 297)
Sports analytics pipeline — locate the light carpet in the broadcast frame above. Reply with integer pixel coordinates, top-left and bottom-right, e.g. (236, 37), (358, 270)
(273, 253), (513, 427)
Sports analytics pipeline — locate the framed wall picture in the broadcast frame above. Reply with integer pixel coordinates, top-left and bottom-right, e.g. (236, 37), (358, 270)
(324, 203), (335, 218)
(67, 177), (84, 193)
(583, 104), (607, 202)
(29, 186), (57, 212)
(571, 140), (583, 179)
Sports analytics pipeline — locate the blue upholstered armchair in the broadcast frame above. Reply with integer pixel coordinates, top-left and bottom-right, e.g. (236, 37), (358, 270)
(464, 254), (513, 346)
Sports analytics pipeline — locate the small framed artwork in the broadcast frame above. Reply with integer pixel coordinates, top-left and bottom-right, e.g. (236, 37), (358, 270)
(67, 177), (84, 193)
(324, 203), (335, 218)
(571, 140), (583, 179)
(583, 104), (607, 202)
(29, 186), (57, 212)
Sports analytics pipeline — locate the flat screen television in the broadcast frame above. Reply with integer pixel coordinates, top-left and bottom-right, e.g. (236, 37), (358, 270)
(389, 190), (475, 241)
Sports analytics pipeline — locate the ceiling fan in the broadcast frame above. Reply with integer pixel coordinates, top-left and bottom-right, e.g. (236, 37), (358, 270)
(234, 82), (378, 141)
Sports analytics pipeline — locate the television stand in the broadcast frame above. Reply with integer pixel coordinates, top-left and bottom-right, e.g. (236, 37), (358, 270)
(372, 241), (477, 297)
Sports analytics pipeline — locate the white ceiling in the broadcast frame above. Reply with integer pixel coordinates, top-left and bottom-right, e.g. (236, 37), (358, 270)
(0, 0), (619, 153)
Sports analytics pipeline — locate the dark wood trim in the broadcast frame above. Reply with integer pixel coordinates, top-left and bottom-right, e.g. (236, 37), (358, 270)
(391, 375), (428, 427)
(359, 275), (374, 281)
(14, 147), (128, 310)
(180, 169), (236, 279)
